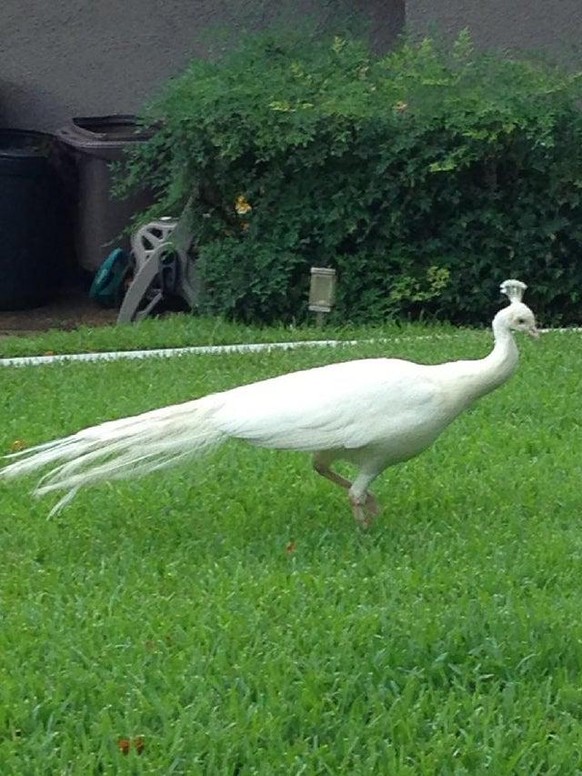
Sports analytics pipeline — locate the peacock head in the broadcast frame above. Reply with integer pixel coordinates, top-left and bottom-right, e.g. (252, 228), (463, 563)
(499, 279), (539, 338)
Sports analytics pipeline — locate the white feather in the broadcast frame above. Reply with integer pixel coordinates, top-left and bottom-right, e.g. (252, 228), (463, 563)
(0, 280), (538, 524)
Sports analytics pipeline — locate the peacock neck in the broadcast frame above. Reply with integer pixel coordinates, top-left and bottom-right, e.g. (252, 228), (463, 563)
(436, 309), (519, 409)
(474, 314), (519, 399)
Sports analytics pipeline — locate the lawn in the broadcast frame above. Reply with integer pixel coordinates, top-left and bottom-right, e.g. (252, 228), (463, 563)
(0, 315), (452, 359)
(1, 320), (581, 774)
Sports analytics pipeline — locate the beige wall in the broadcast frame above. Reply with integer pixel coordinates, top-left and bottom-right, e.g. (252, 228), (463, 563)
(2, 0), (578, 132)
(0, 1), (403, 131)
(406, 0), (582, 55)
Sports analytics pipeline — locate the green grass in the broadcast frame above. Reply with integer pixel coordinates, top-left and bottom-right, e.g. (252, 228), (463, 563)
(1, 324), (582, 774)
(0, 313), (454, 358)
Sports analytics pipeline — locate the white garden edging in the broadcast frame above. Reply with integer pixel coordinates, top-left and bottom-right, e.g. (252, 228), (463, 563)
(0, 326), (575, 368)
(0, 339), (361, 368)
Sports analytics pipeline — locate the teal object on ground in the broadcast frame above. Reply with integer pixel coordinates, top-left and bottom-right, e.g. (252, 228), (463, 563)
(89, 248), (129, 308)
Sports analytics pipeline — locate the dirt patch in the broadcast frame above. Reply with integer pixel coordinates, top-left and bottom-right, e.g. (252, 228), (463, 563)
(0, 289), (117, 336)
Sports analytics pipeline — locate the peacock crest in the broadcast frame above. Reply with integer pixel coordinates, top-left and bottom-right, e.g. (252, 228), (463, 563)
(500, 279), (527, 303)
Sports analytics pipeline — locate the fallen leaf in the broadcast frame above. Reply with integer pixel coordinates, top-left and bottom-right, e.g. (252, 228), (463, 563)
(117, 738), (131, 755)
(117, 736), (145, 755)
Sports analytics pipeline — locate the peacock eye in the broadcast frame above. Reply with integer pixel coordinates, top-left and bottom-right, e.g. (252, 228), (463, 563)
(517, 317), (525, 324)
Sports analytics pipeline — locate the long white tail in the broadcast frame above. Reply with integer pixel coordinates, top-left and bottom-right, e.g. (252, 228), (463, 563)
(0, 395), (228, 514)
(2, 357), (397, 516)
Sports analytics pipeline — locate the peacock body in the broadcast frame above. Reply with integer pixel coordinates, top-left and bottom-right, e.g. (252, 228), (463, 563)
(1, 279), (538, 524)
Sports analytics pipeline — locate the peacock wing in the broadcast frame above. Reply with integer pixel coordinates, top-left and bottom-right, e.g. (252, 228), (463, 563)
(209, 358), (441, 452)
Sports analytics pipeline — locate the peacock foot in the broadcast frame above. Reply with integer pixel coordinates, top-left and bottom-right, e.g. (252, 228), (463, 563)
(350, 492), (380, 529)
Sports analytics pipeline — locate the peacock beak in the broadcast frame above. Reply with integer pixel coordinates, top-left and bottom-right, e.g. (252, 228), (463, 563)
(528, 327), (540, 339)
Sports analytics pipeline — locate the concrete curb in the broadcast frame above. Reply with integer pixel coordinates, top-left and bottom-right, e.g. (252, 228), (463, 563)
(0, 326), (575, 368)
(0, 339), (362, 368)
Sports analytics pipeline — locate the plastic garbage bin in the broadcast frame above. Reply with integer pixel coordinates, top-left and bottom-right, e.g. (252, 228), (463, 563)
(56, 115), (154, 273)
(0, 129), (67, 310)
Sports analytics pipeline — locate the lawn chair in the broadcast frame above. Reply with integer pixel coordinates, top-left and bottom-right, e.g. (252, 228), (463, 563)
(117, 204), (199, 323)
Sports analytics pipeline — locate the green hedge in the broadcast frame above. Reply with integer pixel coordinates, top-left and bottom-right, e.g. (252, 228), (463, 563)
(123, 31), (582, 326)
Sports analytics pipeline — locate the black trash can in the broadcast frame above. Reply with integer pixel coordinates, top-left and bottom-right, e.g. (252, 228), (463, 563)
(0, 129), (67, 310)
(56, 115), (155, 273)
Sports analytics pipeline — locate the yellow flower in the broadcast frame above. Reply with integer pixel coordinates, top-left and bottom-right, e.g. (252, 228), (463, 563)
(234, 195), (252, 215)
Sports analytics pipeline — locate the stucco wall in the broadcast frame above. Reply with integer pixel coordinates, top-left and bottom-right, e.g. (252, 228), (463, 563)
(406, 0), (582, 54)
(3, 0), (577, 132)
(0, 1), (403, 131)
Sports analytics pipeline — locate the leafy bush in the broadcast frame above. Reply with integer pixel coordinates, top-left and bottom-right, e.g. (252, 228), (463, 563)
(122, 31), (582, 325)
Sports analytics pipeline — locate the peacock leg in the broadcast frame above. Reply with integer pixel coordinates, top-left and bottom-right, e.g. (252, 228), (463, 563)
(313, 453), (379, 526)
(349, 471), (381, 527)
(312, 453), (353, 491)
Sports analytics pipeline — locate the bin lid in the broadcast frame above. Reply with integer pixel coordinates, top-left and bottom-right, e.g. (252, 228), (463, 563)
(0, 129), (53, 158)
(56, 115), (154, 152)
(0, 129), (54, 176)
